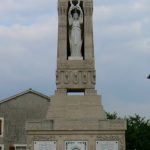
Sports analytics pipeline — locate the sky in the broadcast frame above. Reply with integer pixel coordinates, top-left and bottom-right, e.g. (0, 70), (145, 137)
(0, 0), (150, 119)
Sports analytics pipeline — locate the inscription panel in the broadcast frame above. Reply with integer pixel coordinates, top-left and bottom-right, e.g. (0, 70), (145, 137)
(96, 141), (118, 150)
(34, 141), (56, 150)
(65, 141), (88, 150)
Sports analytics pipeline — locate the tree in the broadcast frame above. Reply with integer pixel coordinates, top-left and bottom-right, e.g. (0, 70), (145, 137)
(106, 112), (118, 119)
(126, 115), (150, 150)
(106, 113), (150, 150)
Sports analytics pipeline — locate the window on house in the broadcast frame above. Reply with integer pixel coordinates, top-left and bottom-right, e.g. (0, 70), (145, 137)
(16, 146), (26, 150)
(14, 145), (26, 150)
(0, 145), (4, 150)
(0, 118), (4, 137)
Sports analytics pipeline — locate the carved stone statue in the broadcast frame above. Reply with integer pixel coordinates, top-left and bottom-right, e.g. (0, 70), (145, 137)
(68, 0), (83, 60)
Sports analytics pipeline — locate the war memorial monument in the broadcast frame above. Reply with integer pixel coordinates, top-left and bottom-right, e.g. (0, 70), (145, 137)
(25, 0), (127, 150)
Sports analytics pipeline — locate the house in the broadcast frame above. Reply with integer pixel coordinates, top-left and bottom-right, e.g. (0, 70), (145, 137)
(0, 89), (50, 150)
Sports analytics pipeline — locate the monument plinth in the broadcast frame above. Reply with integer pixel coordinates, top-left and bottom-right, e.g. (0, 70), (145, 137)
(26, 0), (126, 150)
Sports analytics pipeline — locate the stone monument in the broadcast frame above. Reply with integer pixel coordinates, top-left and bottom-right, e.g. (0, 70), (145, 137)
(26, 0), (126, 150)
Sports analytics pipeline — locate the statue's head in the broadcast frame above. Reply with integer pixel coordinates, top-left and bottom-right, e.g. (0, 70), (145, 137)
(73, 12), (79, 20)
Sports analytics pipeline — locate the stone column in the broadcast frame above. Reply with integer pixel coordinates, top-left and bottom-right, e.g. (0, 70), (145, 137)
(57, 1), (68, 60)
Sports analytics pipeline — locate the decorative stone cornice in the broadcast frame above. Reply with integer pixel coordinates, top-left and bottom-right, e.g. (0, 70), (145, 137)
(26, 120), (53, 131)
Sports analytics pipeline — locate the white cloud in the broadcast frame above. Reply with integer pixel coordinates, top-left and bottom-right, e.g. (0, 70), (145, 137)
(0, 0), (56, 13)
(0, 0), (57, 25)
(98, 21), (142, 39)
(93, 0), (150, 118)
(0, 12), (57, 98)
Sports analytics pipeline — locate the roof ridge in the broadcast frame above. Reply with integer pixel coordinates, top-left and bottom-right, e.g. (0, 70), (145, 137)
(0, 89), (50, 104)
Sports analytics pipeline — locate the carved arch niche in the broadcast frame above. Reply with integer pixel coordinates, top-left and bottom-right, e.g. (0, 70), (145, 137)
(67, 0), (85, 59)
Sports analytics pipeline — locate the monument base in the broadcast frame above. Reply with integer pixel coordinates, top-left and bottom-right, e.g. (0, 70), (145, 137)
(25, 94), (126, 150)
(26, 120), (126, 150)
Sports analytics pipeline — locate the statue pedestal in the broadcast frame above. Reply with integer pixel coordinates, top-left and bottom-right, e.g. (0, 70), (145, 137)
(68, 56), (83, 60)
(46, 95), (106, 121)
